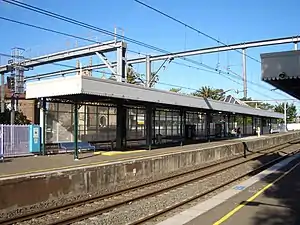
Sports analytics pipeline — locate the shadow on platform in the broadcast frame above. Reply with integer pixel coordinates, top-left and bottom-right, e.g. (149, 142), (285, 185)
(239, 142), (300, 225)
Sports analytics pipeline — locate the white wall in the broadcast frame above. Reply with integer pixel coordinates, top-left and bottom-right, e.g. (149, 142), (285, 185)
(287, 123), (300, 131)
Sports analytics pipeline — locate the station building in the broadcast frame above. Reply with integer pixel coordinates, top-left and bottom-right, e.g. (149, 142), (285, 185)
(25, 75), (283, 150)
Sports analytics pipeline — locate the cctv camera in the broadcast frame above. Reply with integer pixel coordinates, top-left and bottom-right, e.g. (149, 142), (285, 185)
(279, 72), (287, 79)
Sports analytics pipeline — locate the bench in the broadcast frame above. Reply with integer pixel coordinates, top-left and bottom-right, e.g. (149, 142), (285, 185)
(270, 129), (280, 134)
(59, 142), (95, 152)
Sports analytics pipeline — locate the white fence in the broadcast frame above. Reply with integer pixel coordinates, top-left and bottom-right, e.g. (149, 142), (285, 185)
(0, 124), (31, 158)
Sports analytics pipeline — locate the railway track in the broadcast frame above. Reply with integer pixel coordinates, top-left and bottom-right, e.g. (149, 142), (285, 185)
(2, 139), (300, 225)
(128, 150), (300, 225)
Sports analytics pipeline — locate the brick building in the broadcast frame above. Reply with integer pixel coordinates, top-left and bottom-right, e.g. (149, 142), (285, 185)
(3, 84), (39, 123)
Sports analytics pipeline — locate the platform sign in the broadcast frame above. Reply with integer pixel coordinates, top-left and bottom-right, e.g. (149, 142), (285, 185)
(29, 125), (41, 153)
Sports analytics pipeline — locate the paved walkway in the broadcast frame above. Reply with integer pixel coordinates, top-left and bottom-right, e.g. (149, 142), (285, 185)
(0, 134), (271, 178)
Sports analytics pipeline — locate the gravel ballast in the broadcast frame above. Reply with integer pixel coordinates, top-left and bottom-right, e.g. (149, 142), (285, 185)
(14, 145), (300, 225)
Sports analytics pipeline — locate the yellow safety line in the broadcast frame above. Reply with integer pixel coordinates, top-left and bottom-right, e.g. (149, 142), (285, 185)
(100, 150), (147, 156)
(213, 160), (300, 225)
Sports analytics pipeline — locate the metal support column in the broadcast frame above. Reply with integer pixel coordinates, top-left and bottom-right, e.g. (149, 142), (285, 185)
(261, 117), (264, 135)
(146, 55), (151, 87)
(284, 101), (287, 132)
(116, 101), (126, 149)
(233, 115), (236, 128)
(181, 109), (186, 144)
(242, 48), (247, 98)
(227, 114), (231, 137)
(74, 102), (79, 160)
(116, 44), (127, 82)
(15, 95), (19, 113)
(10, 94), (15, 125)
(145, 104), (153, 150)
(294, 42), (298, 50)
(222, 115), (226, 137)
(252, 116), (254, 135)
(206, 112), (212, 142)
(39, 98), (47, 155)
(243, 116), (246, 137)
(1, 73), (4, 113)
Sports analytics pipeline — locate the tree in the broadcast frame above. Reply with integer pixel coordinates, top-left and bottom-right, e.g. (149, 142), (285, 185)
(0, 108), (31, 125)
(127, 66), (141, 84)
(169, 88), (181, 93)
(126, 66), (158, 87)
(192, 86), (225, 101)
(259, 102), (274, 110)
(274, 103), (297, 123)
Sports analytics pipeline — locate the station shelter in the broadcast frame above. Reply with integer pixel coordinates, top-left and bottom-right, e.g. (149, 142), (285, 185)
(25, 75), (283, 159)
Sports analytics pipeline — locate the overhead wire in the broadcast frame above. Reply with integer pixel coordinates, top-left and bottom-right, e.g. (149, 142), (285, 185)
(0, 16), (243, 86)
(2, 0), (170, 54)
(133, 0), (261, 64)
(1, 0), (258, 86)
(1, 0), (288, 99)
(0, 19), (248, 89)
(133, 0), (294, 99)
(172, 60), (278, 100)
(0, 52), (279, 101)
(0, 16), (142, 56)
(78, 63), (278, 100)
(0, 17), (282, 100)
(0, 49), (243, 92)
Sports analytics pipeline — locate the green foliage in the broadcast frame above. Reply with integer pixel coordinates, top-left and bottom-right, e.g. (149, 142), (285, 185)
(169, 88), (182, 93)
(192, 86), (225, 101)
(0, 108), (31, 125)
(127, 66), (141, 84)
(274, 103), (297, 123)
(127, 66), (158, 87)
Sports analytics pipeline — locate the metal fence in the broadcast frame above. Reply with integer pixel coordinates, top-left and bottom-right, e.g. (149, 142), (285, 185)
(0, 124), (31, 158)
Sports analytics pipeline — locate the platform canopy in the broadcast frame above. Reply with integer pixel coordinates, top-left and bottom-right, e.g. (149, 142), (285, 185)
(25, 75), (283, 119)
(261, 50), (300, 99)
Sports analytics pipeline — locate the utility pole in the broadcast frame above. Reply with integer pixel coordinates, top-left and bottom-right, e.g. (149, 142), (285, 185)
(146, 55), (151, 88)
(242, 48), (247, 98)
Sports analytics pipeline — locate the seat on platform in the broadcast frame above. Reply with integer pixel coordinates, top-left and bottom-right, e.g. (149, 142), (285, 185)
(59, 142), (95, 152)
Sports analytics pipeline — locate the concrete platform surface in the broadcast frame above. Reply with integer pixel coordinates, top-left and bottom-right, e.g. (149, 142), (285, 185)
(157, 151), (300, 225)
(0, 134), (271, 179)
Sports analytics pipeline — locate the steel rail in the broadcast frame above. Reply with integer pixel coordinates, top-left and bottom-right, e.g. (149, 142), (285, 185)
(1, 139), (299, 225)
(128, 150), (300, 225)
(51, 144), (299, 225)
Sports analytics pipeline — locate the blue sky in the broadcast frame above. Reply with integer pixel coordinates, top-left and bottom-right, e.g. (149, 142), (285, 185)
(0, 0), (300, 107)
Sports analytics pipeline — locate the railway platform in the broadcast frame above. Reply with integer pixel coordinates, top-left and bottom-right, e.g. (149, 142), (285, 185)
(0, 134), (275, 179)
(158, 145), (300, 225)
(0, 131), (299, 223)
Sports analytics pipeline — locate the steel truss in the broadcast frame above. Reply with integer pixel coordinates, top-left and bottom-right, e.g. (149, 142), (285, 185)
(0, 40), (127, 116)
(23, 35), (300, 80)
(17, 35), (300, 100)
